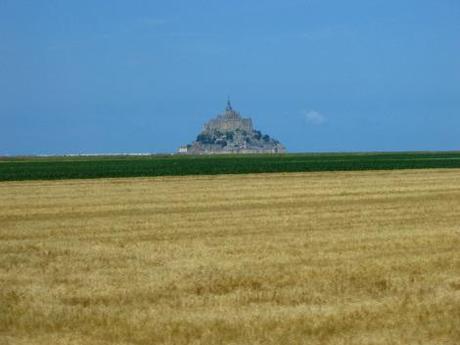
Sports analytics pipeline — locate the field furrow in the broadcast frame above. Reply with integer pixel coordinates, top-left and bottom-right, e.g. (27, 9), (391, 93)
(1, 169), (459, 344)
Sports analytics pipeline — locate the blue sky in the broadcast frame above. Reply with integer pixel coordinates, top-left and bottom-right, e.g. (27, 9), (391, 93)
(1, 0), (459, 154)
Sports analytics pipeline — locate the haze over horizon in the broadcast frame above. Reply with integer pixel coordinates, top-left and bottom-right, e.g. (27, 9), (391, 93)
(1, 0), (459, 155)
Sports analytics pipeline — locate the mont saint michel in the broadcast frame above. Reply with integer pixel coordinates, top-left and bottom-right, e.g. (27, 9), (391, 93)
(179, 100), (286, 154)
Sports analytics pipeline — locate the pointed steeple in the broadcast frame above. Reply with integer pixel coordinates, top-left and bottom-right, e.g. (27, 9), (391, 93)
(225, 97), (233, 111)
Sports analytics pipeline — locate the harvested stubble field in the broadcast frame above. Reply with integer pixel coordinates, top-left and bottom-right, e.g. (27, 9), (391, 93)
(1, 169), (460, 345)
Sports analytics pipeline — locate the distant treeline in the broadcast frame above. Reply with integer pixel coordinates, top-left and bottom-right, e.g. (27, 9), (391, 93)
(1, 152), (460, 181)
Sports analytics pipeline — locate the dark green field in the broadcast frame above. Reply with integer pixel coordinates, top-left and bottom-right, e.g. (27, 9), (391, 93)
(1, 151), (460, 181)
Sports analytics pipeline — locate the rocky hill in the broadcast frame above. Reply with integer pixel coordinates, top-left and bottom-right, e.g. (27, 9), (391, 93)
(178, 101), (286, 154)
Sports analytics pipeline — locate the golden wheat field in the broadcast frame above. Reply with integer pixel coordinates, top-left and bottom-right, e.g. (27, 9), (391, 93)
(1, 169), (460, 345)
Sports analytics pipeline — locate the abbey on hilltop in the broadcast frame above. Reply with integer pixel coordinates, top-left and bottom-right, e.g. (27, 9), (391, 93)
(178, 100), (286, 154)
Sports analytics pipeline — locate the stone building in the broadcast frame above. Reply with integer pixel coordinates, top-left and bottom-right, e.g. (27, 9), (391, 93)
(178, 100), (286, 154)
(203, 100), (253, 133)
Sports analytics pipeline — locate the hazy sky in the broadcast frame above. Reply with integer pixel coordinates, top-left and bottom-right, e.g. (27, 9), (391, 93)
(1, 0), (459, 154)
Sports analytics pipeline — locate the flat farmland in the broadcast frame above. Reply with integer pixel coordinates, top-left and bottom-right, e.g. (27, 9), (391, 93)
(2, 151), (460, 181)
(1, 169), (460, 345)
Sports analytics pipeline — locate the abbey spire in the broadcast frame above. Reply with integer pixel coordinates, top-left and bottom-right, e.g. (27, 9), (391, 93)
(226, 98), (233, 112)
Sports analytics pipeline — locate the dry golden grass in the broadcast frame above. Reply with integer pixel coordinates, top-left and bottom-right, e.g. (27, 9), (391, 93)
(1, 169), (460, 345)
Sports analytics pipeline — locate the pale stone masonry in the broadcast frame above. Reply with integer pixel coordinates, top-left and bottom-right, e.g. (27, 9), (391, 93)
(178, 100), (286, 154)
(203, 101), (253, 133)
